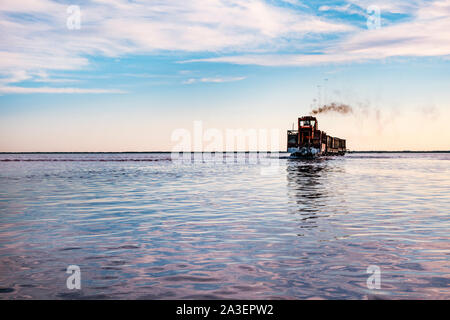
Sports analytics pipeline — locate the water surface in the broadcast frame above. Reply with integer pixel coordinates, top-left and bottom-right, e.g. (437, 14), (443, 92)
(0, 152), (449, 299)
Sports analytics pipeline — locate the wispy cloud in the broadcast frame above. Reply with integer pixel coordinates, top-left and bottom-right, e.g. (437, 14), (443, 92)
(0, 0), (355, 93)
(0, 86), (126, 94)
(346, 0), (424, 14)
(0, 69), (112, 93)
(318, 3), (366, 16)
(1, 0), (449, 93)
(33, 78), (80, 83)
(279, 0), (309, 8)
(184, 0), (450, 66)
(183, 76), (246, 84)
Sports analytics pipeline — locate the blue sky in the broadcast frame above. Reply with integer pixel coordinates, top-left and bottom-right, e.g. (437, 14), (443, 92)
(0, 0), (449, 151)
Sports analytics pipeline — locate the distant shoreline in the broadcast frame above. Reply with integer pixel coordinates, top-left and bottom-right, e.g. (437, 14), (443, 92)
(1, 151), (449, 154)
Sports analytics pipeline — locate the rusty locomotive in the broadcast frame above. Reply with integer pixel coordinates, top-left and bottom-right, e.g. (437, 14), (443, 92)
(287, 116), (346, 158)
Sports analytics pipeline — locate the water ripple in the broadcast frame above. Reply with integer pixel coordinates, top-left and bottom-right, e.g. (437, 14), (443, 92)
(0, 152), (449, 299)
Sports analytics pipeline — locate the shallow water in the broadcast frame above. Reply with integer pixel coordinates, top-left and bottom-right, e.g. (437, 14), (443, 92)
(0, 152), (449, 299)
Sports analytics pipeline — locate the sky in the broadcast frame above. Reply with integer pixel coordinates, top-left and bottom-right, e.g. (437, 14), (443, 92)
(0, 0), (449, 151)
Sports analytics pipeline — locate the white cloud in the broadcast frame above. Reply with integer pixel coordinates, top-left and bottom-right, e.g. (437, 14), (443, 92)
(1, 0), (449, 93)
(181, 54), (361, 66)
(93, 0), (353, 52)
(183, 76), (246, 84)
(0, 70), (31, 84)
(0, 0), (355, 93)
(318, 3), (366, 16)
(33, 78), (80, 83)
(0, 86), (126, 94)
(279, 0), (309, 7)
(346, 0), (424, 14)
(185, 0), (450, 66)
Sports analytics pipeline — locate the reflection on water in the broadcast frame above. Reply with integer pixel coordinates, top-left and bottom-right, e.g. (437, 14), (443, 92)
(287, 159), (329, 216)
(286, 159), (351, 236)
(0, 153), (449, 299)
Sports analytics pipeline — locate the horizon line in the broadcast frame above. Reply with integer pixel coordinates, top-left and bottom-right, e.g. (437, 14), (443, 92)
(1, 151), (450, 154)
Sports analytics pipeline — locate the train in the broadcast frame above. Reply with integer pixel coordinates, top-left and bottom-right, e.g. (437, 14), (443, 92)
(287, 116), (346, 158)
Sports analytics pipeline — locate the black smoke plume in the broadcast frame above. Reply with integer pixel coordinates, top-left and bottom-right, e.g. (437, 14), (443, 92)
(310, 103), (353, 115)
